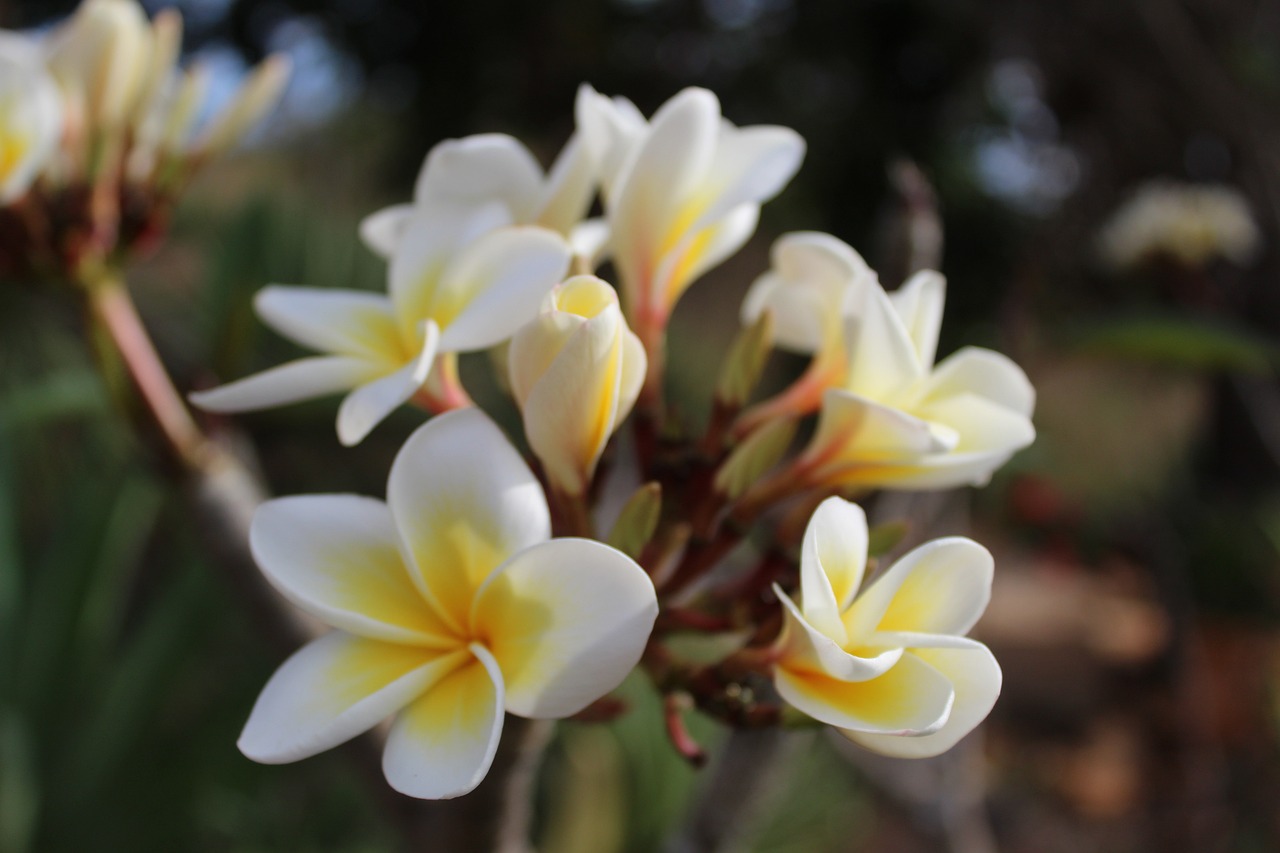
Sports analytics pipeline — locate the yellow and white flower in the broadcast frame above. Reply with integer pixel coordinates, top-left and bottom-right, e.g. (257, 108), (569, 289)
(0, 33), (62, 203)
(359, 132), (596, 259)
(774, 497), (1001, 757)
(765, 242), (1035, 490)
(191, 205), (571, 445)
(576, 85), (805, 344)
(1098, 180), (1260, 271)
(508, 275), (646, 497)
(238, 408), (659, 799)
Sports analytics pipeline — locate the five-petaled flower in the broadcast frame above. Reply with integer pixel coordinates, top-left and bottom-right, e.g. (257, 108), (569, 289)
(238, 408), (659, 798)
(773, 497), (1002, 757)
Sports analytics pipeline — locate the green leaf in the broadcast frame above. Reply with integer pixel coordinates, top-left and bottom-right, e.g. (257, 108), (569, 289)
(867, 520), (909, 557)
(607, 482), (662, 560)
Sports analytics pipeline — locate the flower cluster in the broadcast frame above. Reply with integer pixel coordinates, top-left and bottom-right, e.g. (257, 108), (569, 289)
(0, 0), (289, 281)
(1097, 180), (1260, 272)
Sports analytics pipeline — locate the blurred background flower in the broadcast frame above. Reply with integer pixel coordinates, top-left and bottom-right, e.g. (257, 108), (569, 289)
(3, 0), (1280, 851)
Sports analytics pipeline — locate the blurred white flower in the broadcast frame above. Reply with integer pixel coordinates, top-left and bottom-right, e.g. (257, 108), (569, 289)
(1098, 180), (1260, 271)
(238, 409), (658, 798)
(774, 497), (1001, 757)
(0, 33), (62, 203)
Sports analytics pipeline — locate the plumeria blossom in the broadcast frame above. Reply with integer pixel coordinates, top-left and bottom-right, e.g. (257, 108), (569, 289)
(45, 0), (150, 132)
(775, 256), (1035, 491)
(773, 497), (1001, 757)
(509, 275), (646, 497)
(576, 85), (805, 353)
(0, 33), (62, 203)
(238, 408), (659, 798)
(191, 205), (571, 445)
(1097, 179), (1260, 271)
(359, 133), (596, 260)
(736, 232), (878, 429)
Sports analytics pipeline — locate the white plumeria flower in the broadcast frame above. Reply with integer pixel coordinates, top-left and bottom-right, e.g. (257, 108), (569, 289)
(45, 0), (151, 131)
(359, 132), (596, 260)
(0, 32), (63, 203)
(794, 265), (1035, 490)
(191, 205), (571, 445)
(773, 497), (1001, 758)
(508, 275), (646, 497)
(576, 85), (805, 341)
(1097, 179), (1260, 271)
(238, 408), (659, 799)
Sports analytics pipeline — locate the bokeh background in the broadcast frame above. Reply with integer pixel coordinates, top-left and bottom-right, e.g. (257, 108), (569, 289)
(3, 0), (1280, 850)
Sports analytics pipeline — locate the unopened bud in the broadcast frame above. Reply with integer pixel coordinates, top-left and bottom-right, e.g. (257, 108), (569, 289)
(715, 308), (774, 408)
(606, 482), (661, 560)
(713, 415), (796, 500)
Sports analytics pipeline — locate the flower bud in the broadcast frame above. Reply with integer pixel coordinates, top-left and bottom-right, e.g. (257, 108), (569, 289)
(509, 275), (646, 496)
(46, 0), (151, 131)
(195, 55), (292, 159)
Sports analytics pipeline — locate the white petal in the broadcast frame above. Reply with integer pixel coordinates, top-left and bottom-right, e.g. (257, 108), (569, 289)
(473, 538), (657, 718)
(434, 227), (572, 352)
(568, 218), (611, 269)
(189, 356), (377, 413)
(917, 347), (1036, 416)
(843, 281), (925, 400)
(335, 323), (438, 447)
(690, 124), (805, 233)
(388, 202), (514, 339)
(775, 586), (900, 681)
(805, 389), (955, 478)
(575, 84), (647, 200)
(775, 650), (954, 735)
(254, 285), (402, 363)
(918, 392), (1036, 455)
(414, 133), (543, 221)
(382, 644), (506, 799)
(652, 203), (760, 309)
(536, 134), (596, 235)
(238, 632), (466, 764)
(249, 495), (457, 645)
(843, 537), (993, 640)
(888, 270), (946, 370)
(387, 408), (550, 632)
(359, 204), (414, 259)
(842, 644), (1001, 758)
(801, 497), (869, 619)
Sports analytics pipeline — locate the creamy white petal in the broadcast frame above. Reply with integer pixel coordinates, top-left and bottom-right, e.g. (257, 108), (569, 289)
(0, 35), (62, 202)
(575, 84), (647, 201)
(917, 347), (1036, 416)
(359, 204), (414, 259)
(536, 134), (596, 235)
(888, 270), (945, 370)
(189, 356), (378, 413)
(387, 409), (550, 631)
(473, 538), (657, 718)
(382, 644), (505, 799)
(413, 133), (543, 221)
(775, 587), (900, 681)
(388, 202), (514, 339)
(239, 632), (466, 764)
(842, 644), (1001, 758)
(652, 203), (760, 309)
(249, 495), (457, 645)
(568, 218), (611, 269)
(335, 323), (438, 447)
(806, 389), (955, 475)
(433, 226), (571, 352)
(775, 650), (954, 735)
(254, 286), (402, 363)
(616, 328), (646, 423)
(843, 281), (925, 400)
(802, 497), (869, 618)
(843, 537), (993, 640)
(918, 392), (1036, 454)
(691, 124), (805, 233)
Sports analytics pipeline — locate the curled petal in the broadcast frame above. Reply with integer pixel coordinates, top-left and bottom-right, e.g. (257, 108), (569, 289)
(249, 495), (456, 646)
(473, 538), (657, 718)
(806, 389), (955, 477)
(843, 537), (994, 640)
(842, 643), (1001, 758)
(238, 632), (465, 764)
(917, 347), (1036, 417)
(359, 204), (414, 258)
(387, 409), (550, 632)
(653, 203), (759, 310)
(775, 587), (900, 680)
(335, 322), (438, 446)
(382, 644), (506, 799)
(888, 270), (945, 371)
(843, 281), (925, 401)
(801, 497), (869, 623)
(689, 124), (805, 234)
(775, 650), (954, 735)
(189, 356), (378, 413)
(414, 133), (543, 221)
(536, 134), (596, 235)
